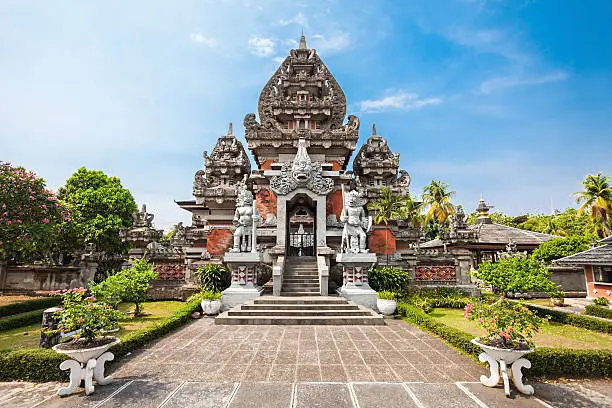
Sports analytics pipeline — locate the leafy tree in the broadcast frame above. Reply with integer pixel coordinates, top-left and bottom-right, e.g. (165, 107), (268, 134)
(90, 257), (157, 316)
(573, 172), (612, 238)
(58, 167), (137, 256)
(422, 180), (456, 224)
(0, 162), (71, 263)
(473, 254), (556, 295)
(531, 236), (592, 264)
(368, 187), (406, 264)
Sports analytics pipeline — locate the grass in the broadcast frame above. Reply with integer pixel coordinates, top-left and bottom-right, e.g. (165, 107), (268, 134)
(430, 308), (612, 350)
(0, 295), (44, 307)
(524, 298), (570, 308)
(0, 301), (184, 352)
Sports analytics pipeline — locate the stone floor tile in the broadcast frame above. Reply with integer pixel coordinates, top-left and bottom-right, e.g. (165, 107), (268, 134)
(460, 382), (549, 408)
(252, 350), (276, 364)
(406, 383), (482, 408)
(417, 365), (455, 383)
(318, 349), (341, 364)
(343, 365), (374, 382)
(268, 364), (296, 382)
(295, 383), (353, 408)
(352, 340), (373, 350)
(216, 364), (248, 382)
(402, 351), (432, 366)
(353, 383), (418, 408)
(29, 381), (128, 408)
(316, 340), (336, 350)
(98, 380), (182, 408)
(319, 364), (348, 382)
(243, 364), (272, 382)
(297, 349), (319, 364)
(163, 382), (236, 408)
(296, 365), (322, 382)
(229, 382), (293, 408)
(391, 365), (426, 382)
(368, 364), (400, 382)
(275, 350), (298, 364)
(360, 350), (385, 365)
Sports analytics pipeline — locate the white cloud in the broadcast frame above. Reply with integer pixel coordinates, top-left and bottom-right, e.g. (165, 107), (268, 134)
(480, 71), (569, 94)
(446, 28), (530, 66)
(358, 90), (443, 113)
(279, 12), (308, 28)
(189, 33), (216, 47)
(272, 56), (285, 64)
(311, 33), (350, 53)
(248, 36), (276, 57)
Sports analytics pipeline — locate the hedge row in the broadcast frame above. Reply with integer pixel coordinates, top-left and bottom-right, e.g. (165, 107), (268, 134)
(584, 305), (612, 320)
(0, 295), (203, 382)
(0, 309), (45, 332)
(397, 302), (612, 378)
(0, 297), (59, 317)
(526, 304), (612, 334)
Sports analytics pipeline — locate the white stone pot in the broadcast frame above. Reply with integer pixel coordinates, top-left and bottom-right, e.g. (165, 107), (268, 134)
(52, 337), (120, 364)
(201, 299), (222, 316)
(471, 338), (534, 397)
(377, 299), (397, 315)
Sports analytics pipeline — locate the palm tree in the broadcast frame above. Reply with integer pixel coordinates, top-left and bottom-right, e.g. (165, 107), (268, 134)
(368, 187), (406, 264)
(402, 194), (424, 228)
(422, 180), (457, 224)
(574, 172), (612, 238)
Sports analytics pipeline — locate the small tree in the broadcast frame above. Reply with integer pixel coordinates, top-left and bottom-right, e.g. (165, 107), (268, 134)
(531, 236), (592, 264)
(194, 264), (231, 292)
(473, 253), (556, 295)
(368, 187), (406, 265)
(91, 258), (157, 316)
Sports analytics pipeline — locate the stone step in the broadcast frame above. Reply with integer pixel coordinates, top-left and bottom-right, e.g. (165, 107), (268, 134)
(283, 278), (319, 282)
(228, 309), (372, 317)
(283, 271), (319, 276)
(281, 287), (319, 293)
(254, 297), (347, 305)
(282, 285), (320, 290)
(216, 315), (385, 325)
(242, 304), (360, 310)
(280, 292), (321, 297)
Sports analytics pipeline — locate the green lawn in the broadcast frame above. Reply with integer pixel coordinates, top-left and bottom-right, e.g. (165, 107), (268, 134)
(430, 308), (612, 350)
(0, 301), (184, 352)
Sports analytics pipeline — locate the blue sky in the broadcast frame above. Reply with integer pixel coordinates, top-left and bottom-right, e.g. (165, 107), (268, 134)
(1, 0), (611, 230)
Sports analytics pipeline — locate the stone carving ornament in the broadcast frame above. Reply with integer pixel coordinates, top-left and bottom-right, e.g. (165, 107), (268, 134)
(230, 188), (255, 252)
(270, 139), (333, 196)
(340, 186), (372, 253)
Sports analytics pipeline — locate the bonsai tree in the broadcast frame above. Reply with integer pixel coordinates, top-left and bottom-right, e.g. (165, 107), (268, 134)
(464, 297), (546, 349)
(472, 253), (556, 296)
(47, 288), (122, 346)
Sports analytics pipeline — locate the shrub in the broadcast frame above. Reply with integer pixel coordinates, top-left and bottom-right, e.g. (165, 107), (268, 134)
(464, 297), (546, 349)
(368, 266), (411, 292)
(377, 290), (396, 300)
(0, 297), (59, 318)
(194, 264), (231, 292)
(593, 297), (610, 306)
(472, 254), (556, 295)
(526, 304), (612, 334)
(584, 305), (612, 320)
(531, 236), (592, 264)
(200, 288), (222, 301)
(47, 288), (122, 344)
(0, 309), (44, 332)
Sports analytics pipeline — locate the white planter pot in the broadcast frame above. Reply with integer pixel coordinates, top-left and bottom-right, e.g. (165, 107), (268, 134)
(471, 338), (535, 397)
(201, 299), (222, 316)
(377, 299), (397, 315)
(53, 337), (120, 364)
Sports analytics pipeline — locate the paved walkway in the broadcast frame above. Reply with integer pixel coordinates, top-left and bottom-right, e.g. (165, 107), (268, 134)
(2, 318), (611, 407)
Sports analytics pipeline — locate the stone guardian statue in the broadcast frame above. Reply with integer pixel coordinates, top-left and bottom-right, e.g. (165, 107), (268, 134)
(340, 185), (372, 253)
(230, 188), (255, 252)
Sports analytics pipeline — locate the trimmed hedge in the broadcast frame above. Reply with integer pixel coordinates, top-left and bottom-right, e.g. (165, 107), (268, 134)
(526, 304), (612, 334)
(397, 302), (612, 378)
(0, 297), (60, 317)
(584, 305), (612, 320)
(0, 309), (44, 332)
(0, 295), (203, 382)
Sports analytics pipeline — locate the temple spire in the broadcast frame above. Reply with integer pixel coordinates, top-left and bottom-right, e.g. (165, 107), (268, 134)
(372, 124), (377, 136)
(298, 32), (307, 50)
(227, 122), (233, 136)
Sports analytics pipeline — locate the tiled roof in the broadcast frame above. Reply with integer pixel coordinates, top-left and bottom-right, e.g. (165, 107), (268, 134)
(554, 244), (612, 265)
(419, 222), (556, 249)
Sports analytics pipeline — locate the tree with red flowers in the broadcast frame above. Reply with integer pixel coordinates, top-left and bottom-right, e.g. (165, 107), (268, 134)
(0, 161), (71, 263)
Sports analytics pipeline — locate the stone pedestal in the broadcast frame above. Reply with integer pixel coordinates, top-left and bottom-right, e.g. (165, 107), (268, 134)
(222, 252), (264, 311)
(336, 253), (378, 310)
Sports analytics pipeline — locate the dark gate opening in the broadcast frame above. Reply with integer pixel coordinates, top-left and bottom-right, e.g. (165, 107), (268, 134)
(286, 194), (316, 257)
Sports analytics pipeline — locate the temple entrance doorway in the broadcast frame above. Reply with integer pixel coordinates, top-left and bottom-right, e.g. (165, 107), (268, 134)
(286, 194), (316, 257)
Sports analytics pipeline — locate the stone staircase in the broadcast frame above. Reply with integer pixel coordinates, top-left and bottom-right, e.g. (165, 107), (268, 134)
(215, 297), (384, 325)
(281, 256), (320, 296)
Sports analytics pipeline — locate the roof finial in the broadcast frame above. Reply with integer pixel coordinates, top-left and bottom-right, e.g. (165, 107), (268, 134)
(298, 31), (307, 50)
(227, 122), (233, 136)
(372, 123), (377, 136)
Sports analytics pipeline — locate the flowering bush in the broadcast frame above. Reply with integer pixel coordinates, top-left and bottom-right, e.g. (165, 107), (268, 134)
(464, 297), (546, 349)
(48, 288), (122, 345)
(0, 162), (71, 263)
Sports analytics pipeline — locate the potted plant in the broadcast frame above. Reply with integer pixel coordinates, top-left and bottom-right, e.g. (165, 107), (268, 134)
(377, 291), (397, 315)
(200, 288), (222, 316)
(549, 289), (565, 307)
(464, 297), (546, 397)
(46, 288), (122, 396)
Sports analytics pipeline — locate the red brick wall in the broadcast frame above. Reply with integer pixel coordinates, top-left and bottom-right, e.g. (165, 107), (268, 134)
(369, 228), (396, 255)
(260, 160), (274, 170)
(329, 160), (343, 171)
(326, 189), (343, 219)
(206, 229), (233, 256)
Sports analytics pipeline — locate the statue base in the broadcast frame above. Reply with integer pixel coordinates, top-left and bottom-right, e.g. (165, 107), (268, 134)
(336, 252), (378, 310)
(222, 252), (263, 311)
